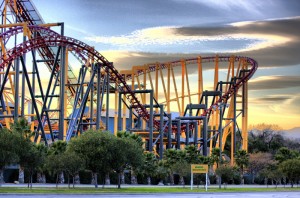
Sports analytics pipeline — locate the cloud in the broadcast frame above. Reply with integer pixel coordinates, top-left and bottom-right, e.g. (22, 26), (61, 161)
(249, 75), (300, 90)
(86, 26), (231, 48)
(176, 0), (269, 15)
(176, 17), (300, 67)
(250, 94), (300, 115)
(250, 95), (292, 104)
(93, 17), (300, 69)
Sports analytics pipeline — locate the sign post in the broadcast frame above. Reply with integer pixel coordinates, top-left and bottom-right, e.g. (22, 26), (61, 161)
(191, 164), (208, 191)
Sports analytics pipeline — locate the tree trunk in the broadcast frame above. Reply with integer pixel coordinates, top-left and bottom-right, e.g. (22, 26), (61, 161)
(30, 174), (33, 189)
(74, 173), (80, 184)
(0, 168), (4, 184)
(118, 172), (121, 189)
(251, 172), (255, 184)
(73, 176), (75, 188)
(131, 170), (137, 184)
(95, 173), (98, 188)
(240, 172), (244, 185)
(58, 171), (65, 184)
(36, 172), (43, 183)
(105, 173), (110, 185)
(38, 173), (46, 183)
(18, 166), (24, 183)
(147, 176), (151, 185)
(68, 174), (70, 189)
(169, 173), (174, 185)
(56, 173), (59, 188)
(179, 176), (185, 186)
(121, 171), (125, 184)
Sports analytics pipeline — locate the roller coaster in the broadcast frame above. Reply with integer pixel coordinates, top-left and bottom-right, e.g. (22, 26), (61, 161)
(0, 0), (257, 164)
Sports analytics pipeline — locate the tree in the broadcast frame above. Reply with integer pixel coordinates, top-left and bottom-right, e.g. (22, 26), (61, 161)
(185, 145), (209, 164)
(45, 153), (64, 188)
(68, 130), (113, 188)
(48, 140), (67, 184)
(10, 118), (34, 139)
(139, 152), (158, 185)
(215, 165), (235, 188)
(10, 118), (35, 184)
(172, 159), (190, 186)
(60, 151), (85, 188)
(110, 136), (144, 188)
(248, 152), (274, 184)
(209, 148), (222, 167)
(248, 124), (284, 154)
(275, 147), (299, 163)
(0, 128), (20, 184)
(235, 150), (249, 184)
(279, 159), (300, 187)
(21, 143), (44, 188)
(35, 143), (48, 183)
(269, 166), (284, 188)
(163, 149), (184, 185)
(117, 131), (144, 184)
(48, 140), (67, 155)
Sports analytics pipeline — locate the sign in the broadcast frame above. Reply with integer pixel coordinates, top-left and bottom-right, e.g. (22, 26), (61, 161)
(191, 164), (209, 191)
(191, 164), (208, 173)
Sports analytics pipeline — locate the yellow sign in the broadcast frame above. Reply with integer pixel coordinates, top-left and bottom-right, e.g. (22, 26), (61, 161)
(191, 164), (208, 173)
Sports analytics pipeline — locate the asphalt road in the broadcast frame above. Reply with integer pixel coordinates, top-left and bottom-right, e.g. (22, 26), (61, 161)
(1, 192), (300, 198)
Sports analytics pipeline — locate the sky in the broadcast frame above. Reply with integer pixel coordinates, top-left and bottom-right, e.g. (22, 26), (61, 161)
(33, 0), (300, 130)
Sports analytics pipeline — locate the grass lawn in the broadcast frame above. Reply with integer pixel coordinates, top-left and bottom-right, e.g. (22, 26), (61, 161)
(0, 186), (300, 194)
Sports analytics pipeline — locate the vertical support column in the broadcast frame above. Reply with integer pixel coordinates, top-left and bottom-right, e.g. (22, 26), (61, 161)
(197, 56), (203, 103)
(106, 68), (110, 131)
(181, 59), (185, 116)
(59, 23), (66, 140)
(114, 80), (118, 135)
(96, 64), (101, 130)
(31, 33), (36, 122)
(167, 63), (171, 113)
(176, 119), (181, 149)
(122, 94), (126, 130)
(219, 82), (223, 162)
(89, 64), (94, 129)
(159, 105), (163, 160)
(167, 113), (172, 149)
(59, 46), (66, 140)
(232, 79), (237, 163)
(128, 106), (133, 130)
(118, 92), (122, 131)
(14, 57), (20, 122)
(203, 116), (208, 156)
(149, 90), (154, 152)
(242, 60), (248, 151)
(186, 122), (189, 145)
(21, 35), (26, 117)
(193, 121), (198, 146)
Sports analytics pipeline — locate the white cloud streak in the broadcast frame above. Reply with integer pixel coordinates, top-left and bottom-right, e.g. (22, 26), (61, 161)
(85, 24), (290, 53)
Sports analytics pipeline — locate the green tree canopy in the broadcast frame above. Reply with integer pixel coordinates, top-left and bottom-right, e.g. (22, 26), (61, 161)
(279, 158), (300, 187)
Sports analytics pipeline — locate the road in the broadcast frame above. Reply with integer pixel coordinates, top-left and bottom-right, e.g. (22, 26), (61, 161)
(1, 192), (300, 198)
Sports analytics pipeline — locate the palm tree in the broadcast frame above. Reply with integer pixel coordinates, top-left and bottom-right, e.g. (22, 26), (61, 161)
(141, 152), (158, 185)
(234, 149), (249, 184)
(117, 131), (144, 184)
(35, 143), (48, 183)
(10, 118), (34, 183)
(10, 118), (34, 139)
(48, 140), (67, 184)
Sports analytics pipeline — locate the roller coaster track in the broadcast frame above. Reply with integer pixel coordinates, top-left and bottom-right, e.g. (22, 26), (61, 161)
(0, 27), (157, 134)
(0, 25), (258, 136)
(6, 0), (79, 97)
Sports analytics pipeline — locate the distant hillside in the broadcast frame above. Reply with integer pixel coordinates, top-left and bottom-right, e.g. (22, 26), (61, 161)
(280, 127), (300, 140)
